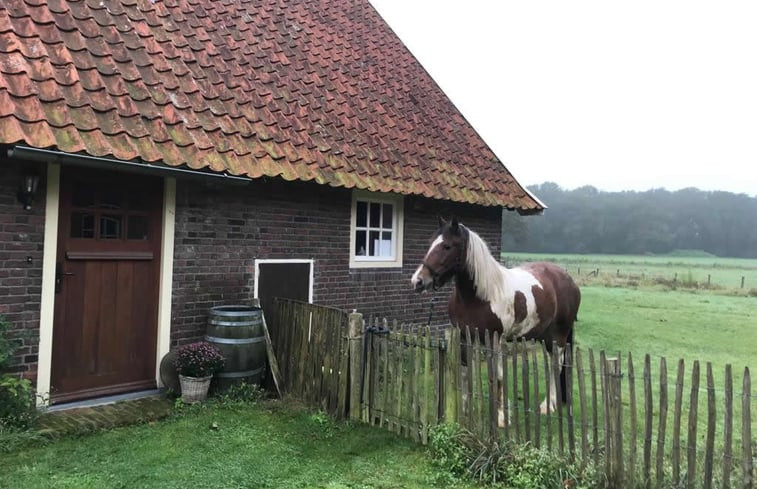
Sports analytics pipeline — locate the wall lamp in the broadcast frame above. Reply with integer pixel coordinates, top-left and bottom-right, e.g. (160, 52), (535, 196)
(17, 173), (40, 210)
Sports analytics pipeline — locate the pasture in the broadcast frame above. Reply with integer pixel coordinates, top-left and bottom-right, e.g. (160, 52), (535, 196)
(575, 286), (756, 375)
(503, 252), (757, 293)
(493, 254), (757, 485)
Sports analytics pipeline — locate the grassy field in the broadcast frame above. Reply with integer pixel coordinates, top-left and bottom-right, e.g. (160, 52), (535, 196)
(488, 253), (757, 485)
(575, 286), (757, 373)
(456, 284), (757, 486)
(1, 401), (477, 489)
(502, 252), (757, 293)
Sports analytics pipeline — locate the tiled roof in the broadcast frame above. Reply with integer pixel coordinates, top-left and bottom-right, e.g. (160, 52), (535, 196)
(0, 0), (542, 210)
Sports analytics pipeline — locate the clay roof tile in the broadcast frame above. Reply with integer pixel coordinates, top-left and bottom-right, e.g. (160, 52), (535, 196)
(0, 0), (541, 211)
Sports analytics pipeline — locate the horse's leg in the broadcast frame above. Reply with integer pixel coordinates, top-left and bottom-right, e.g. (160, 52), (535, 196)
(540, 343), (564, 414)
(559, 328), (575, 404)
(539, 324), (574, 414)
(496, 353), (505, 427)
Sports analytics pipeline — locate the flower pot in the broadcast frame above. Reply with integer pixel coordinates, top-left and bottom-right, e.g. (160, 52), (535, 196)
(179, 374), (212, 403)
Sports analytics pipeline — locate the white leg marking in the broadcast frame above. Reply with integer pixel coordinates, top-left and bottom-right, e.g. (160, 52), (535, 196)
(540, 345), (564, 415)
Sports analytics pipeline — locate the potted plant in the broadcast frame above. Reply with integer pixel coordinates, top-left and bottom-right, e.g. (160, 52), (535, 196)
(174, 341), (225, 403)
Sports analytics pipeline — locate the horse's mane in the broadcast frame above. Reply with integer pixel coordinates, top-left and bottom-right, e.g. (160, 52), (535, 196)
(463, 225), (506, 302)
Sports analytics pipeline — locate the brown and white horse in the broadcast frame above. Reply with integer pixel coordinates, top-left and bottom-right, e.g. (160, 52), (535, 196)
(411, 217), (581, 415)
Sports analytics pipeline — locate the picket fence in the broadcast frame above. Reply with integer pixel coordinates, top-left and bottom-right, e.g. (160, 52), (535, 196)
(269, 298), (755, 489)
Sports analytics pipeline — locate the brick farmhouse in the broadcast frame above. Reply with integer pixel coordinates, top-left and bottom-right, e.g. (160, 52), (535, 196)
(0, 0), (543, 404)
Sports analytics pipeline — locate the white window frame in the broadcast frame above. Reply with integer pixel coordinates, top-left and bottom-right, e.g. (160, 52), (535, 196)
(349, 190), (404, 268)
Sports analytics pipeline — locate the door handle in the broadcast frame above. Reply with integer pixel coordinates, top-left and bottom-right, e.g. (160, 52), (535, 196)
(55, 262), (74, 293)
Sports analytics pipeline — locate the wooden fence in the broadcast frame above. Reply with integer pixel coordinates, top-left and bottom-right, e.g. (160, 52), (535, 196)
(269, 298), (756, 489)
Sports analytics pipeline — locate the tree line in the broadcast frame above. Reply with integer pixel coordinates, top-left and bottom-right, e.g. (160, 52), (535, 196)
(502, 183), (757, 258)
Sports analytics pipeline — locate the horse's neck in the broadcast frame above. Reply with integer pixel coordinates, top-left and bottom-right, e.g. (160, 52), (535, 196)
(457, 241), (510, 304)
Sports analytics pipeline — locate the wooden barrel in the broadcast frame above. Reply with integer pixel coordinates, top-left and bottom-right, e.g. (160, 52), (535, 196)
(205, 305), (266, 391)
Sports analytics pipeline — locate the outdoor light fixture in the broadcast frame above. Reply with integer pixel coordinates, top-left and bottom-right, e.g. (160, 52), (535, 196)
(17, 173), (40, 210)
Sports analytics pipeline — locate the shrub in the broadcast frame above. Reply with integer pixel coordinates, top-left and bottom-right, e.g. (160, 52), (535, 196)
(0, 314), (36, 430)
(215, 382), (266, 406)
(429, 423), (604, 488)
(0, 375), (37, 430)
(0, 315), (14, 371)
(428, 423), (471, 480)
(174, 341), (225, 377)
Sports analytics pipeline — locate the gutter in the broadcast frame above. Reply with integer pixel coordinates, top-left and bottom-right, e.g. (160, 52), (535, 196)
(7, 145), (251, 185)
(517, 185), (548, 216)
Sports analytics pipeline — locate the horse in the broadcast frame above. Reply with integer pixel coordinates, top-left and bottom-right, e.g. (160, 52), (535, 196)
(410, 217), (581, 417)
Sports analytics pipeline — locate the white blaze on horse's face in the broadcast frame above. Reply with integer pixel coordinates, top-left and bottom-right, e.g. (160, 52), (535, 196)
(411, 235), (444, 292)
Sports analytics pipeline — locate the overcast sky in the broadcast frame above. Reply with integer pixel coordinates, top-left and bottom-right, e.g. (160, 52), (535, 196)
(369, 1), (757, 196)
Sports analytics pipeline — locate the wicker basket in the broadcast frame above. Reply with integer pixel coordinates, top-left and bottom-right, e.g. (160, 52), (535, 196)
(179, 374), (212, 403)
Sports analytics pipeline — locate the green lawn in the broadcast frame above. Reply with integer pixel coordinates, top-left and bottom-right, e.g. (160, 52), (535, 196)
(1, 402), (475, 489)
(502, 252), (757, 292)
(576, 286), (757, 373)
(469, 282), (757, 486)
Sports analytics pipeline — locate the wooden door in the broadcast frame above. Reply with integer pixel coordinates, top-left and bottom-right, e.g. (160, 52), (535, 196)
(257, 261), (311, 338)
(51, 168), (163, 403)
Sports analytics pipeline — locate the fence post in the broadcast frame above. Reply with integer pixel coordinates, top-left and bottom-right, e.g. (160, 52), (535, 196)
(444, 327), (460, 423)
(607, 356), (624, 486)
(348, 310), (364, 421)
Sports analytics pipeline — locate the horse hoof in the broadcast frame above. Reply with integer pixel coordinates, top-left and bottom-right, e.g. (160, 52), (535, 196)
(539, 401), (556, 415)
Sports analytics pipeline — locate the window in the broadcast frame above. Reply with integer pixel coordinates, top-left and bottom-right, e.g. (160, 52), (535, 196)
(69, 182), (150, 241)
(349, 191), (403, 268)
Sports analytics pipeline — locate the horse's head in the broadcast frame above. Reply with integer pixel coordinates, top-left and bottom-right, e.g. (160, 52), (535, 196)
(411, 216), (467, 292)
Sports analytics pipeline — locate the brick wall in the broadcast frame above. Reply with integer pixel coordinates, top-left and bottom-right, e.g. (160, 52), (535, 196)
(0, 161), (503, 377)
(172, 178), (502, 344)
(0, 155), (46, 377)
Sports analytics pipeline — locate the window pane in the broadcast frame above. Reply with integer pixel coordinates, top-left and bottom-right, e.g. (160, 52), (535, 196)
(72, 186), (96, 208)
(100, 215), (122, 239)
(355, 230), (367, 256)
(356, 201), (367, 227)
(369, 203), (381, 227)
(369, 230), (380, 256)
(127, 215), (149, 240)
(129, 194), (149, 211)
(71, 213), (95, 238)
(380, 231), (393, 257)
(382, 203), (393, 229)
(99, 188), (122, 210)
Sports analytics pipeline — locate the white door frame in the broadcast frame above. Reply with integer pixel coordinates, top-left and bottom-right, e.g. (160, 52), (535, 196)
(254, 258), (314, 303)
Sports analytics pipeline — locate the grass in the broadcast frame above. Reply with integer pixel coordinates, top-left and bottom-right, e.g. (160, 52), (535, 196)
(1, 400), (478, 489)
(502, 252), (757, 293)
(576, 286), (757, 373)
(455, 284), (757, 485)
(482, 253), (757, 485)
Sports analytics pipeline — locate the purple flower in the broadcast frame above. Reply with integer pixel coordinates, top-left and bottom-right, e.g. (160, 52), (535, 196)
(174, 341), (225, 377)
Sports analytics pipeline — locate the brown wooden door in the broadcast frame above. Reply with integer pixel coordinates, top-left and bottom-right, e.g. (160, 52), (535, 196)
(257, 261), (311, 321)
(51, 168), (163, 403)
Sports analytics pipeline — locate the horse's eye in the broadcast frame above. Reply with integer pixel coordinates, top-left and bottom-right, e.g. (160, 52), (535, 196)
(443, 244), (451, 250)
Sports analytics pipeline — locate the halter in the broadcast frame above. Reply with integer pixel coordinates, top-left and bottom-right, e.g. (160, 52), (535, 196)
(421, 225), (468, 290)
(422, 252), (462, 290)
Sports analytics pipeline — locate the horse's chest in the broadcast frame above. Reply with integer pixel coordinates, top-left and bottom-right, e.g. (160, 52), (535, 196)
(448, 298), (502, 334)
(449, 290), (544, 340)
(491, 293), (543, 340)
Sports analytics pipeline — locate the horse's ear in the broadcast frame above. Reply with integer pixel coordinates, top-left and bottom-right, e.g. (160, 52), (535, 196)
(450, 216), (460, 232)
(437, 216), (447, 228)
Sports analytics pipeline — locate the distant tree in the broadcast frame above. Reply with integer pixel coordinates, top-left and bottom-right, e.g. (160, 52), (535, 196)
(506, 184), (757, 258)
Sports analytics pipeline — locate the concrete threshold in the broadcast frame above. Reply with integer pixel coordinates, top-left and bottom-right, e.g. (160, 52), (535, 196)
(44, 389), (164, 413)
